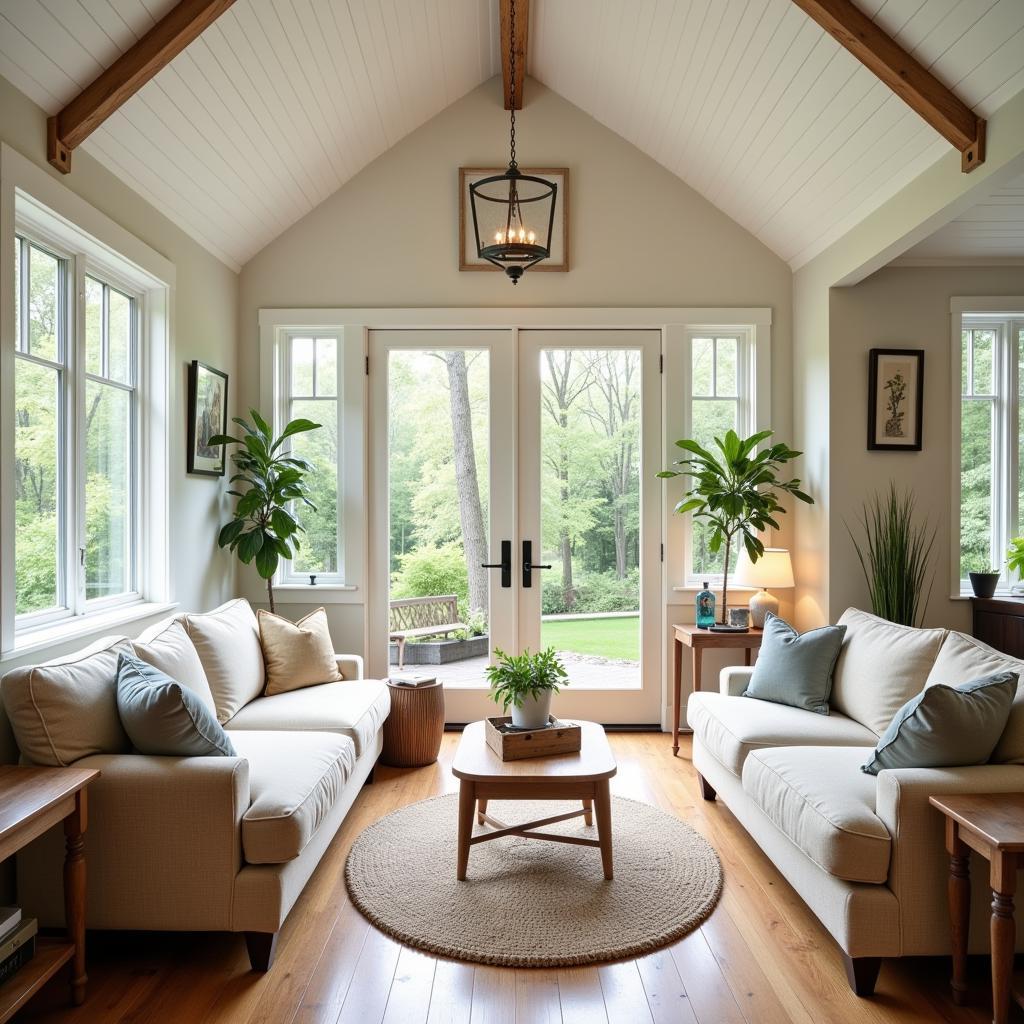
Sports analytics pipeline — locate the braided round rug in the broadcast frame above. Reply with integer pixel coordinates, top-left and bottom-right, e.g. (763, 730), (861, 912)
(344, 794), (723, 967)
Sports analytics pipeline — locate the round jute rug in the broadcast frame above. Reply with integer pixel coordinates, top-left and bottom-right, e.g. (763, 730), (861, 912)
(344, 794), (723, 967)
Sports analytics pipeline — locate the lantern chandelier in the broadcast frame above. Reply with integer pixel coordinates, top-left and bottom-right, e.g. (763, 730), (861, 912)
(468, 0), (557, 284)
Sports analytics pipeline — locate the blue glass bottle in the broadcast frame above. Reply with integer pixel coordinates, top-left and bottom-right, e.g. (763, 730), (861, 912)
(696, 582), (716, 629)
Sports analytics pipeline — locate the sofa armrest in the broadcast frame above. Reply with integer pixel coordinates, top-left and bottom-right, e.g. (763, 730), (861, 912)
(18, 752), (249, 931)
(875, 763), (1024, 953)
(720, 666), (754, 696)
(337, 653), (364, 680)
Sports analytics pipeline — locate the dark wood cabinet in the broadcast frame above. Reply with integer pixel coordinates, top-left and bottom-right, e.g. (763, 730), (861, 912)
(972, 597), (1024, 658)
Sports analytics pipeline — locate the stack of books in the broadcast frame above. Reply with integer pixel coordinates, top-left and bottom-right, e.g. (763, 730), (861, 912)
(388, 673), (437, 688)
(0, 907), (36, 987)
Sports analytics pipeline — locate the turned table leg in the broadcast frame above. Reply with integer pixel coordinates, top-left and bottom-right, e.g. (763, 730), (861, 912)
(64, 791), (88, 1006)
(457, 781), (475, 881)
(991, 852), (1017, 1024)
(946, 819), (971, 1006)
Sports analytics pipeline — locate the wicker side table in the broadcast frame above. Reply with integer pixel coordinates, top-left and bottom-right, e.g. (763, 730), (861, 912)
(382, 680), (445, 767)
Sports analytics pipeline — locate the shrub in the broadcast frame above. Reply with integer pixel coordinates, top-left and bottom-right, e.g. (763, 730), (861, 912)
(541, 568), (640, 616)
(391, 543), (469, 615)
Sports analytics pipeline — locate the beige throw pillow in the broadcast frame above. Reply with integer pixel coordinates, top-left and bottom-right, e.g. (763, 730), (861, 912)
(258, 607), (342, 696)
(132, 619), (217, 714)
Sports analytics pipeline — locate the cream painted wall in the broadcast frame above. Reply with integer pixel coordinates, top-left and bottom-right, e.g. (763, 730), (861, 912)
(0, 74), (239, 669)
(237, 76), (795, 692)
(828, 265), (1024, 633)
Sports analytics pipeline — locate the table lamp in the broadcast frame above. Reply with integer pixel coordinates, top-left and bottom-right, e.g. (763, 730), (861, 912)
(733, 548), (794, 628)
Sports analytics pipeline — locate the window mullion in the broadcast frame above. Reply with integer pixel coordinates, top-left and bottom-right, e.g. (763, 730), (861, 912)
(71, 254), (87, 615)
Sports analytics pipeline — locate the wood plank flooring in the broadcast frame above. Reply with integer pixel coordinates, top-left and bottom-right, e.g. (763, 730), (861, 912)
(15, 733), (1009, 1024)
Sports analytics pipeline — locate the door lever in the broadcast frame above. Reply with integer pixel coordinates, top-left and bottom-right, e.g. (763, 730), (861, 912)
(521, 540), (551, 588)
(481, 539), (512, 589)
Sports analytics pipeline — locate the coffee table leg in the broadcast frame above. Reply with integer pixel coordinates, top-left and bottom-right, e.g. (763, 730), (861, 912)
(477, 798), (488, 825)
(991, 853), (1017, 1024)
(457, 781), (475, 880)
(582, 798), (593, 826)
(594, 781), (613, 880)
(946, 819), (970, 1006)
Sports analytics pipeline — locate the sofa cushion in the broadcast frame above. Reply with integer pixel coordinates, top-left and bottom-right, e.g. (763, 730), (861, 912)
(258, 607), (342, 696)
(180, 599), (265, 724)
(225, 680), (389, 758)
(862, 670), (1018, 775)
(830, 608), (946, 735)
(132, 618), (217, 714)
(1, 635), (132, 766)
(742, 613), (846, 715)
(687, 691), (877, 777)
(926, 632), (1024, 765)
(743, 746), (891, 884)
(116, 653), (237, 758)
(229, 730), (355, 864)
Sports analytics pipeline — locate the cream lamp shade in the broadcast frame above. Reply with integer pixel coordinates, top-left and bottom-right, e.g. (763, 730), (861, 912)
(733, 548), (794, 627)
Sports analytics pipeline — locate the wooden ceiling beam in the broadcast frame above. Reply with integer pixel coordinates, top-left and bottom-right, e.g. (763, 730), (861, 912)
(47, 0), (236, 173)
(790, 0), (985, 173)
(500, 0), (529, 111)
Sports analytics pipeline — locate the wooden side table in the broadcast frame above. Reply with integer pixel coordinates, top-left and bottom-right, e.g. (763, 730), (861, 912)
(382, 679), (445, 767)
(930, 793), (1024, 1024)
(672, 624), (763, 756)
(0, 765), (99, 1022)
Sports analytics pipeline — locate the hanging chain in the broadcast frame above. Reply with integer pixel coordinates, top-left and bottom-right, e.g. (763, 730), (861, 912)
(508, 0), (517, 169)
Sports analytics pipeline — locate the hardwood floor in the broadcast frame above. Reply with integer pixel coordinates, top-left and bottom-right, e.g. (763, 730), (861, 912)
(15, 733), (1008, 1024)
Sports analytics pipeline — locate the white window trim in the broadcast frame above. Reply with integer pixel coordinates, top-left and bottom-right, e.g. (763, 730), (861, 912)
(1, 143), (173, 654)
(950, 297), (1024, 598)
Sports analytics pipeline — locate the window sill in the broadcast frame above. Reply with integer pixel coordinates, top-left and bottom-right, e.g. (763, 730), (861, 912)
(5, 601), (178, 662)
(671, 584), (757, 595)
(271, 584), (359, 604)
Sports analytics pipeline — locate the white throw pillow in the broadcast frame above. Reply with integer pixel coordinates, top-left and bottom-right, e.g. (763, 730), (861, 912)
(830, 608), (946, 735)
(132, 618), (218, 714)
(181, 599), (265, 723)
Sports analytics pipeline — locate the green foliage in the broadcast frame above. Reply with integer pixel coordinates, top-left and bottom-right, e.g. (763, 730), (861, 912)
(486, 647), (569, 711)
(542, 568), (640, 615)
(847, 485), (936, 627)
(453, 609), (488, 641)
(212, 410), (321, 612)
(1008, 537), (1024, 579)
(390, 542), (469, 615)
(659, 429), (812, 620)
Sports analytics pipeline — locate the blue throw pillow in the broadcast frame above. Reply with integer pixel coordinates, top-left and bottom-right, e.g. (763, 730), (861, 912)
(861, 670), (1018, 775)
(116, 653), (236, 757)
(742, 613), (847, 715)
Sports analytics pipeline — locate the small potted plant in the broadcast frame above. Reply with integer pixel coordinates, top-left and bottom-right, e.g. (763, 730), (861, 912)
(969, 567), (1002, 599)
(1008, 537), (1024, 595)
(486, 647), (568, 729)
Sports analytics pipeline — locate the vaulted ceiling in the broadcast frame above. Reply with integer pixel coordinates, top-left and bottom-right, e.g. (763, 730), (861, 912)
(1, 0), (1021, 272)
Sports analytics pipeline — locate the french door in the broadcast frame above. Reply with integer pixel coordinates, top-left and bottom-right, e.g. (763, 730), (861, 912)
(369, 328), (662, 725)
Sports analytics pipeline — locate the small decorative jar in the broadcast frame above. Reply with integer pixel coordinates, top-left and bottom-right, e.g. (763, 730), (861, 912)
(696, 582), (716, 629)
(729, 607), (751, 629)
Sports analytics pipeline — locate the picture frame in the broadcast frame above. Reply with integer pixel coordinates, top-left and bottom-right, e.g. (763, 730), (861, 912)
(187, 360), (229, 476)
(867, 348), (923, 451)
(459, 167), (569, 272)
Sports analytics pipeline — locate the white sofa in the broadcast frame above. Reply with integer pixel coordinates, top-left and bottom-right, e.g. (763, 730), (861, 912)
(0, 598), (389, 970)
(687, 607), (1024, 996)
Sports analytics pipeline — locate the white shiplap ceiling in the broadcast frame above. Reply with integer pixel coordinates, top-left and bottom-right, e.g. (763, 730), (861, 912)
(897, 171), (1024, 262)
(1, 1), (1022, 271)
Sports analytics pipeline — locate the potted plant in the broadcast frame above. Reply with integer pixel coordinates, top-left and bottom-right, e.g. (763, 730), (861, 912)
(1009, 537), (1024, 595)
(847, 485), (936, 624)
(486, 647), (568, 729)
(211, 409), (322, 614)
(658, 429), (812, 624)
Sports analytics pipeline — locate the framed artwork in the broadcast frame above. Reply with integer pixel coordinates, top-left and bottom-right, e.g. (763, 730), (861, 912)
(867, 348), (924, 451)
(188, 360), (229, 476)
(459, 167), (569, 272)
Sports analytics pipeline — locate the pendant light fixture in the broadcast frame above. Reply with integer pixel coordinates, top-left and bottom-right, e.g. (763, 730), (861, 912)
(468, 0), (557, 284)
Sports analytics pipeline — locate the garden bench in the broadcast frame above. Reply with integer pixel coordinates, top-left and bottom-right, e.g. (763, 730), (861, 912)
(389, 595), (466, 669)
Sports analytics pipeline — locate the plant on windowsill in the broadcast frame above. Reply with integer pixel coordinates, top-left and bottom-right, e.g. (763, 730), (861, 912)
(1007, 537), (1024, 596)
(657, 429), (812, 625)
(486, 647), (569, 730)
(210, 409), (322, 614)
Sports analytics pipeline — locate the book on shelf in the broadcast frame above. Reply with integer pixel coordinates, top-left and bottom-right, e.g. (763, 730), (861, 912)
(0, 907), (20, 943)
(0, 918), (37, 985)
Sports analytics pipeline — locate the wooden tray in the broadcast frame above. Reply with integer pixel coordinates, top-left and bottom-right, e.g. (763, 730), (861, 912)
(484, 716), (582, 761)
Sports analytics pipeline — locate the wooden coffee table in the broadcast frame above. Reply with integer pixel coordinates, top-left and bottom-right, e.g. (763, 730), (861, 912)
(451, 720), (617, 880)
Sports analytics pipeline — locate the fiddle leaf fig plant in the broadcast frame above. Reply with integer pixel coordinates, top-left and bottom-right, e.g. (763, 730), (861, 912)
(210, 409), (321, 614)
(1009, 537), (1024, 589)
(658, 429), (813, 624)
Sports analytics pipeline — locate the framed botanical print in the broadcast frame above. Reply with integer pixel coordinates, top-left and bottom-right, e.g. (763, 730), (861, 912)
(867, 348), (923, 451)
(188, 360), (229, 476)
(459, 167), (569, 272)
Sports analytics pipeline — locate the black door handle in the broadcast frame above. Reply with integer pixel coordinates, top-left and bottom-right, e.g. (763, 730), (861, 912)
(521, 540), (551, 588)
(481, 539), (512, 588)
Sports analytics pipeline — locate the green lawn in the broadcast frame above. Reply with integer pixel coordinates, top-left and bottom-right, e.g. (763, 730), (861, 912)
(540, 615), (639, 661)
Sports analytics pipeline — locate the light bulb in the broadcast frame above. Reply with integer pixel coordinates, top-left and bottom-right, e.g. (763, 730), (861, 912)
(518, 228), (525, 242)
(494, 231), (503, 244)
(527, 231), (535, 244)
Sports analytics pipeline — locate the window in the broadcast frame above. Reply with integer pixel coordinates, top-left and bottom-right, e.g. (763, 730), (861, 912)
(957, 314), (1023, 591)
(13, 233), (140, 627)
(278, 332), (342, 583)
(684, 330), (755, 581)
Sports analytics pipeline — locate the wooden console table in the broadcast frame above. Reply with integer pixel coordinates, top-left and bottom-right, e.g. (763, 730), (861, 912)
(972, 596), (1024, 658)
(0, 765), (99, 1021)
(672, 624), (763, 756)
(930, 793), (1024, 1024)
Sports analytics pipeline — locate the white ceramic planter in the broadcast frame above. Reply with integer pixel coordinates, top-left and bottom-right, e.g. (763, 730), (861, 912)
(511, 691), (552, 730)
